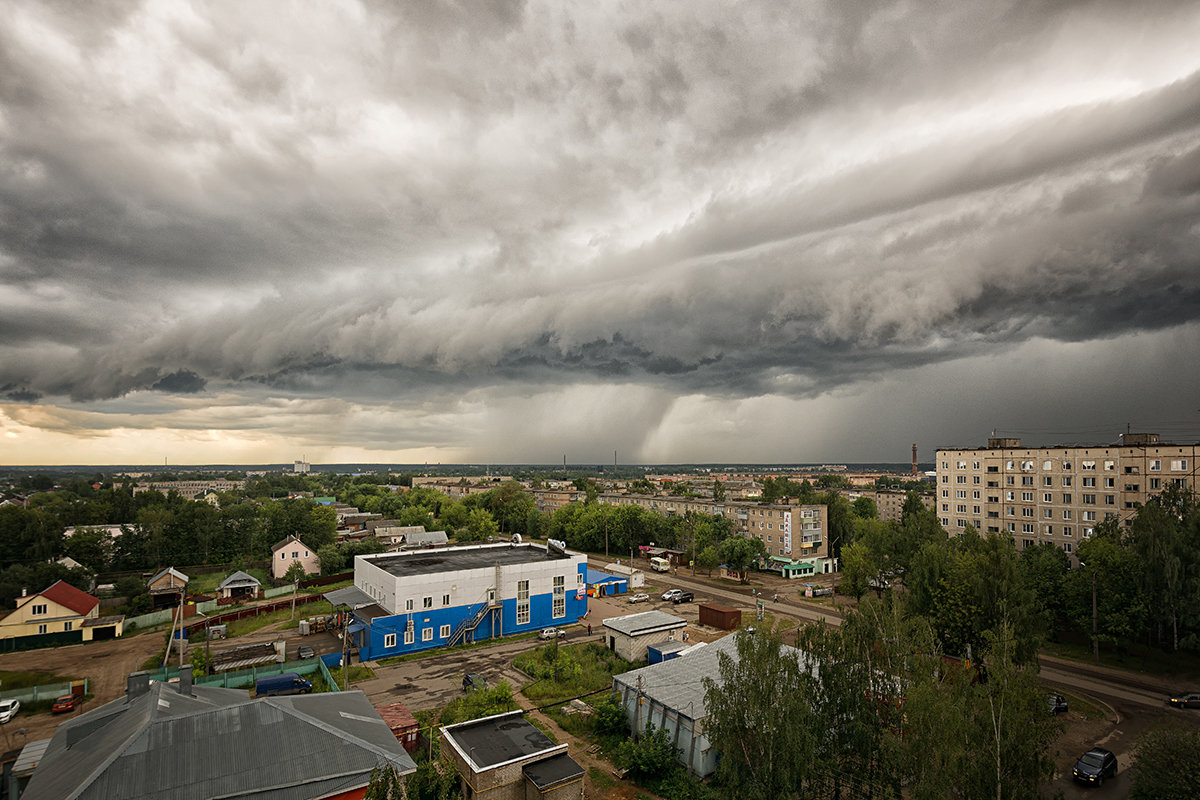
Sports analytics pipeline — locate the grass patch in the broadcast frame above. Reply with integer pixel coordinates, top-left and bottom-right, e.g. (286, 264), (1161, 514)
(306, 579), (352, 594)
(0, 670), (79, 690)
(588, 766), (617, 791)
(223, 600), (333, 638)
(188, 567), (273, 595)
(515, 642), (639, 706)
(1042, 638), (1200, 680)
(1060, 690), (1106, 720)
(374, 631), (538, 666)
(326, 664), (375, 686)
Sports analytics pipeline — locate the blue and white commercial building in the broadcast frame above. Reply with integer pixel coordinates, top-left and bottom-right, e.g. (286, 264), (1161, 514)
(329, 541), (588, 660)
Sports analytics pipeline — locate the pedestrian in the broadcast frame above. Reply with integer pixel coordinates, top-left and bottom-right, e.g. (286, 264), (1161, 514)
(773, 593), (778, 603)
(587, 623), (592, 636)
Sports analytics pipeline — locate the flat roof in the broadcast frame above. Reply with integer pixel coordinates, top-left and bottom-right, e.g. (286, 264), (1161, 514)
(363, 544), (569, 578)
(523, 752), (584, 789)
(443, 711), (558, 770)
(603, 610), (686, 637)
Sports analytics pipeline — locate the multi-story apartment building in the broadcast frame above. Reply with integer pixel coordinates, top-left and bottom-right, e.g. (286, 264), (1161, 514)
(855, 489), (934, 523)
(936, 433), (1199, 555)
(597, 492), (834, 574)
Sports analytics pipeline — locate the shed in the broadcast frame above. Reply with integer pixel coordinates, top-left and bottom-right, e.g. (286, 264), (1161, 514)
(698, 604), (741, 631)
(647, 640), (689, 664)
(146, 567), (189, 609)
(376, 701), (420, 752)
(602, 562), (645, 588)
(602, 610), (687, 662)
(585, 568), (627, 597)
(217, 571), (261, 600)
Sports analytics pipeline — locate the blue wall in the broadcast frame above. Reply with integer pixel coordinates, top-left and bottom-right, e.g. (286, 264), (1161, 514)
(353, 565), (589, 660)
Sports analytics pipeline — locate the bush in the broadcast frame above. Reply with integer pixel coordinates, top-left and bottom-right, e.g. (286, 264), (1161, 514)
(1132, 726), (1200, 799)
(615, 724), (680, 781)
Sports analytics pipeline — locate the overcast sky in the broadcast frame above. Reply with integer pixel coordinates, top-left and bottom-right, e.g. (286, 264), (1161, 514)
(3, 1), (1200, 467)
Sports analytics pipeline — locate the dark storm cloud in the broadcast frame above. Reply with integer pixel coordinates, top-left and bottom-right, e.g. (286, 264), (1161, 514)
(3, 0), (1200, 460)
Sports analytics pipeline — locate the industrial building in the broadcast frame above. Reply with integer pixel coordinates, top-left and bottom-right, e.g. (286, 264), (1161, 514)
(936, 433), (1200, 554)
(328, 541), (587, 660)
(602, 610), (687, 662)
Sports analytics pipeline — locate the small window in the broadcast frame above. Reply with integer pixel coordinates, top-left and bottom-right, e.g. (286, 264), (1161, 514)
(1063, 542), (1072, 553)
(422, 628), (433, 642)
(439, 624), (451, 638)
(37, 624), (47, 634)
(404, 630), (414, 645)
(423, 597), (433, 609)
(442, 594), (451, 607)
(1171, 459), (1188, 471)
(1150, 460), (1161, 471)
(64, 621), (72, 632)
(31, 604), (47, 616)
(384, 633), (397, 648)
(405, 598), (414, 611)
(1042, 460), (1052, 470)
(1062, 477), (1072, 487)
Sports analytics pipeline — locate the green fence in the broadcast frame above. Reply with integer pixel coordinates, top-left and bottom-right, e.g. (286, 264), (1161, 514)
(0, 678), (87, 704)
(146, 658), (339, 692)
(0, 630), (83, 653)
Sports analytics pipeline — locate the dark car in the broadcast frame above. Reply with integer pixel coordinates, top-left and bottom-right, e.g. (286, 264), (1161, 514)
(1072, 747), (1117, 785)
(1167, 691), (1200, 709)
(51, 694), (81, 714)
(671, 591), (694, 604)
(1049, 693), (1069, 715)
(297, 645), (316, 659)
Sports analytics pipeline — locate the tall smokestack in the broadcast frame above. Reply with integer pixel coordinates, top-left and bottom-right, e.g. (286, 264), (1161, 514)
(911, 444), (918, 476)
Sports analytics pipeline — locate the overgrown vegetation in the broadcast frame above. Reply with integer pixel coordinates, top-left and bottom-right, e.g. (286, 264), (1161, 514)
(514, 641), (638, 705)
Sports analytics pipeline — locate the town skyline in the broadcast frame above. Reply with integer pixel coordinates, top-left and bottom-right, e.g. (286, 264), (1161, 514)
(3, 2), (1200, 466)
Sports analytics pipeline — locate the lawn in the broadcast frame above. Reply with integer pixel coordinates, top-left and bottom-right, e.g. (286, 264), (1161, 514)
(188, 567), (273, 595)
(0, 669), (80, 690)
(515, 641), (639, 706)
(223, 600), (333, 638)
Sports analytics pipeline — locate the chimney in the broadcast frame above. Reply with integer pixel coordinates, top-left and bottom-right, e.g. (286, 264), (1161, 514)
(21, 588), (26, 598)
(126, 671), (151, 699)
(177, 665), (193, 696)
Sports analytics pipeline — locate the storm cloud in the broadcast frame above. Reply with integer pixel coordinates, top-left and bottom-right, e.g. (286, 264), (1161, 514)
(2, 0), (1199, 464)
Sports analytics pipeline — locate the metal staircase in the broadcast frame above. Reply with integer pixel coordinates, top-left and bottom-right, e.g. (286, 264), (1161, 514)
(446, 567), (503, 647)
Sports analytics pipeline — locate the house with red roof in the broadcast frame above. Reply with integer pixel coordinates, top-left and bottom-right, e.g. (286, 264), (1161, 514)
(0, 580), (123, 642)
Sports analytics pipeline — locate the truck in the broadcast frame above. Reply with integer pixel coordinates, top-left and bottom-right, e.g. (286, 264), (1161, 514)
(255, 672), (313, 697)
(649, 557), (671, 573)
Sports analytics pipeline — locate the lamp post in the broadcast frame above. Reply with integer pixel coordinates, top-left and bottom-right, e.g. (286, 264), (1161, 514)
(1079, 559), (1099, 664)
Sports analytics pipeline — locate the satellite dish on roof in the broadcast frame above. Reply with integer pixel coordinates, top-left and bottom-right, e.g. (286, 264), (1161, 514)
(511, 534), (522, 544)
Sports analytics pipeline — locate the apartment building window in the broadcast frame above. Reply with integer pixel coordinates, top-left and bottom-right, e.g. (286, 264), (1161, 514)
(1104, 460), (1115, 471)
(421, 596), (432, 610)
(1043, 460), (1053, 470)
(553, 575), (566, 618)
(31, 604), (47, 616)
(440, 624), (451, 638)
(941, 475), (948, 483)
(988, 495), (999, 503)
(1006, 477), (1015, 486)
(1082, 461), (1096, 471)
(384, 633), (397, 648)
(956, 490), (967, 498)
(1022, 508), (1034, 517)
(1007, 507), (1016, 516)
(957, 519), (967, 528)
(1022, 523), (1034, 533)
(1007, 522), (1016, 532)
(972, 461), (981, 469)
(405, 599), (413, 611)
(957, 461), (967, 469)
(1062, 461), (1072, 470)
(1040, 492), (1050, 503)
(1125, 484), (1139, 492)
(973, 476), (981, 484)
(941, 461), (949, 469)
(1044, 525), (1054, 535)
(941, 518), (949, 526)
(1083, 528), (1094, 539)
(941, 504), (949, 512)
(1150, 478), (1161, 490)
(1021, 461), (1034, 471)
(1006, 491), (1015, 501)
(1104, 477), (1115, 489)
(1082, 494), (1096, 504)
(1022, 477), (1034, 486)
(1083, 511), (1096, 521)
(1063, 509), (1073, 520)
(1082, 477), (1096, 487)
(1171, 459), (1188, 471)
(957, 505), (967, 513)
(516, 580), (530, 625)
(973, 505), (981, 514)
(1042, 509), (1053, 519)
(422, 628), (433, 642)
(941, 490), (949, 498)
(1150, 460), (1161, 471)
(1061, 493), (1071, 503)
(1022, 492), (1034, 501)
(1023, 539), (1034, 548)
(956, 475), (967, 484)
(1063, 543), (1072, 554)
(1062, 477), (1072, 487)
(442, 594), (451, 607)
(1006, 461), (1015, 470)
(404, 629), (414, 645)
(1043, 477), (1053, 487)
(1063, 526), (1073, 536)
(972, 490), (981, 499)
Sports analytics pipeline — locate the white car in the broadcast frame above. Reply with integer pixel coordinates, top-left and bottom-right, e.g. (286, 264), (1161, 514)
(0, 699), (19, 724)
(629, 593), (650, 603)
(538, 627), (566, 640)
(661, 589), (684, 601)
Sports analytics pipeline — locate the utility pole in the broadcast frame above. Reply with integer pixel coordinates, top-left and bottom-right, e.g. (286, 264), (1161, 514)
(1092, 569), (1099, 665)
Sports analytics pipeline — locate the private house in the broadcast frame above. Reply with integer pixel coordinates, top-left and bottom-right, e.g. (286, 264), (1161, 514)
(146, 567), (188, 609)
(271, 534), (319, 580)
(602, 610), (687, 662)
(216, 570), (261, 600)
(21, 667), (417, 800)
(326, 541), (587, 660)
(0, 580), (121, 642)
(440, 710), (584, 800)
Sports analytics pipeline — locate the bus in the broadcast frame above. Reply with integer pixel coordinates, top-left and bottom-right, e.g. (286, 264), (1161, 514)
(649, 557), (671, 573)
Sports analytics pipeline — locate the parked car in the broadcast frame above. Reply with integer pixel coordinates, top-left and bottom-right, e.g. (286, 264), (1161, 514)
(0, 699), (19, 723)
(628, 593), (650, 603)
(1167, 691), (1200, 709)
(1072, 747), (1117, 785)
(1049, 693), (1069, 715)
(538, 627), (567, 640)
(254, 673), (313, 697)
(661, 589), (684, 601)
(51, 694), (81, 714)
(671, 591), (695, 604)
(297, 645), (316, 659)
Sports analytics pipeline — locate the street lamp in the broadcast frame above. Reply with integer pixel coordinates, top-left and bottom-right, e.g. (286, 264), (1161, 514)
(1079, 560), (1099, 664)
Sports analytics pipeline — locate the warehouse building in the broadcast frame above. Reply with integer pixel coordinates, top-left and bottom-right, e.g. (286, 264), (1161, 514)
(330, 541), (587, 660)
(602, 610), (687, 662)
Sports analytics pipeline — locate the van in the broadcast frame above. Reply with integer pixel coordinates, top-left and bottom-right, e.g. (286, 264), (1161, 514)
(255, 672), (313, 697)
(649, 557), (670, 573)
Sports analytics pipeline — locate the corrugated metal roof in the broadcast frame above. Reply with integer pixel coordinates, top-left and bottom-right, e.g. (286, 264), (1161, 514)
(22, 682), (415, 800)
(602, 610), (686, 637)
